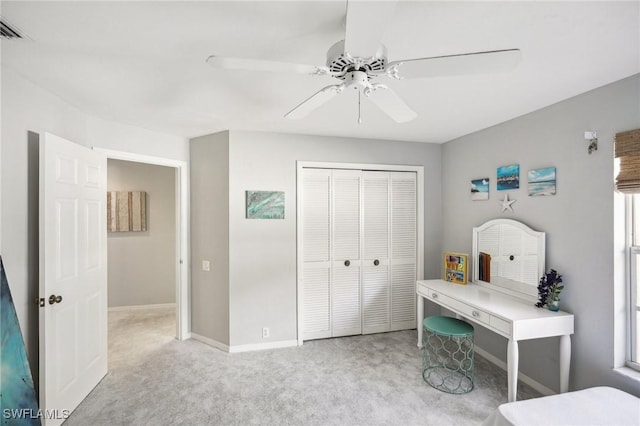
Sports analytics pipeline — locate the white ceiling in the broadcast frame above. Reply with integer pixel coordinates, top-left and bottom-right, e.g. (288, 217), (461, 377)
(1, 1), (638, 143)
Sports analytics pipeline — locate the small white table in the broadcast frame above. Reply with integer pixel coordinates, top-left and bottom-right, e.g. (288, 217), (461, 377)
(417, 279), (574, 402)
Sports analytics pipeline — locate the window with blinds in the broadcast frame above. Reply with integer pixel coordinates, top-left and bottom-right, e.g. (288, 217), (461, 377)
(618, 128), (640, 372)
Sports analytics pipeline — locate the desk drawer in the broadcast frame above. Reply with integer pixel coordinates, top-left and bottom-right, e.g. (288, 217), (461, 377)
(425, 289), (490, 326)
(490, 315), (511, 335)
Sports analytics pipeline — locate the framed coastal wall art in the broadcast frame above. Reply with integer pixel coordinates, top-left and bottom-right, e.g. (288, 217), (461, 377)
(246, 191), (285, 219)
(471, 178), (489, 201)
(528, 167), (556, 196)
(497, 164), (520, 190)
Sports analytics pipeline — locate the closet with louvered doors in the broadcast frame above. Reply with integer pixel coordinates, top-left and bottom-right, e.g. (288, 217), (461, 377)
(301, 167), (417, 341)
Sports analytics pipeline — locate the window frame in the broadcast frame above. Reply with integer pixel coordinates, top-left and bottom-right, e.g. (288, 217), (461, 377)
(627, 194), (640, 371)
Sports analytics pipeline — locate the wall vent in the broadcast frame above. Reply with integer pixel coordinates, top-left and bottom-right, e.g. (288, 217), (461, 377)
(1, 17), (25, 40)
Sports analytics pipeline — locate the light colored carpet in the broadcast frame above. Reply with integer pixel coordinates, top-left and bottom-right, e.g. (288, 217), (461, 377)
(65, 308), (541, 425)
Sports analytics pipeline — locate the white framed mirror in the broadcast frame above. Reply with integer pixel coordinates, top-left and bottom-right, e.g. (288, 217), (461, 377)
(472, 218), (545, 300)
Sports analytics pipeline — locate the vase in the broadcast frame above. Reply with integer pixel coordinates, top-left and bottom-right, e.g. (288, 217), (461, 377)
(547, 299), (560, 312)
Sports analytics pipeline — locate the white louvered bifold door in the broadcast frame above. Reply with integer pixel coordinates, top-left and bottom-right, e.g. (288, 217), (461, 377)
(331, 170), (362, 337)
(389, 172), (417, 331)
(362, 172), (390, 334)
(301, 169), (332, 340)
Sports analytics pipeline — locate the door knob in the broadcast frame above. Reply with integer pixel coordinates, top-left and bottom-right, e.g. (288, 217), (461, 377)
(373, 259), (380, 266)
(344, 260), (350, 267)
(48, 294), (63, 305)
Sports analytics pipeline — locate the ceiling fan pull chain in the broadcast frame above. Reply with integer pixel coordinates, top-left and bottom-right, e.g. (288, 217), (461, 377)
(358, 90), (362, 124)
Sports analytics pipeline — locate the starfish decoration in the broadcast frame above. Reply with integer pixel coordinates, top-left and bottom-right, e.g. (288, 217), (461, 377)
(500, 194), (516, 212)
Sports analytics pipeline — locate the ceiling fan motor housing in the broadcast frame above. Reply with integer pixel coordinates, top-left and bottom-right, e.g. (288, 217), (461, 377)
(326, 40), (387, 79)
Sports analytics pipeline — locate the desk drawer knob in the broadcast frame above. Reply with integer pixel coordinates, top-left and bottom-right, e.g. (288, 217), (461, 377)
(472, 310), (480, 317)
(432, 293), (438, 299)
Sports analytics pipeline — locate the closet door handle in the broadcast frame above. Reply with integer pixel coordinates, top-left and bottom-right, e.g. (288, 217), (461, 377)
(344, 260), (350, 267)
(373, 259), (379, 266)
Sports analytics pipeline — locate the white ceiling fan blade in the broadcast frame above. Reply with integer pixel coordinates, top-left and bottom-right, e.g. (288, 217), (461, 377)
(344, 0), (398, 58)
(206, 55), (320, 75)
(386, 49), (522, 79)
(285, 84), (345, 120)
(365, 84), (416, 123)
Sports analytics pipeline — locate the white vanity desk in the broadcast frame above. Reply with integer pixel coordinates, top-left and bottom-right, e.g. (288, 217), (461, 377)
(417, 279), (574, 402)
(417, 219), (574, 402)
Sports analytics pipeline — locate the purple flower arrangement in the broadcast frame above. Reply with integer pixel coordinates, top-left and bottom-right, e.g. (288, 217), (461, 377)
(535, 269), (564, 308)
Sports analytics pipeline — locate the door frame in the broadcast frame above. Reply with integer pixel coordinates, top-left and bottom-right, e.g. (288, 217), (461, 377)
(94, 148), (190, 340)
(296, 161), (425, 345)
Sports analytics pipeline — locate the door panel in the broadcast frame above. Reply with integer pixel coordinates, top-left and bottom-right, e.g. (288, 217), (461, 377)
(391, 262), (417, 330)
(332, 262), (361, 336)
(332, 171), (361, 262)
(40, 133), (107, 425)
(300, 168), (418, 341)
(301, 169), (332, 340)
(332, 170), (361, 336)
(390, 172), (417, 330)
(363, 262), (389, 333)
(303, 266), (331, 339)
(362, 172), (390, 334)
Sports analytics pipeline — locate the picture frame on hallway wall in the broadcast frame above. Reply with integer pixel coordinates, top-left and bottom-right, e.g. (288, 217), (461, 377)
(246, 191), (285, 219)
(107, 191), (147, 232)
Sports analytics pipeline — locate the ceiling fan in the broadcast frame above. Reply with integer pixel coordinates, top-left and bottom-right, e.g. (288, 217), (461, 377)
(206, 1), (521, 123)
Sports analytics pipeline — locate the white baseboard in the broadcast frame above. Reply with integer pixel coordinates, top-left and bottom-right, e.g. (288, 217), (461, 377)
(190, 333), (230, 352)
(108, 303), (175, 312)
(475, 345), (555, 396)
(190, 333), (298, 353)
(229, 340), (298, 353)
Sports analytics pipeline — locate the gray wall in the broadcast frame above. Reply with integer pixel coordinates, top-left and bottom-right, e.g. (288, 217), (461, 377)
(227, 131), (442, 346)
(107, 159), (176, 307)
(1, 67), (188, 384)
(441, 74), (640, 395)
(190, 132), (230, 344)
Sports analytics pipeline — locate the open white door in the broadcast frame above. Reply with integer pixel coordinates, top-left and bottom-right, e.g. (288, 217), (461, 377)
(39, 133), (107, 425)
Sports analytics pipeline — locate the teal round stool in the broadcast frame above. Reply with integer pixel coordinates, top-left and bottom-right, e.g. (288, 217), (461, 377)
(422, 316), (474, 394)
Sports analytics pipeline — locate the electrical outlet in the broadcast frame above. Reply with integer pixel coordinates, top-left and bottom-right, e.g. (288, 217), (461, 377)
(202, 260), (210, 272)
(262, 327), (270, 338)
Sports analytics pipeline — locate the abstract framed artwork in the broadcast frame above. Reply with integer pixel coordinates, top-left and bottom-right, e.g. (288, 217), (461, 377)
(107, 191), (147, 232)
(0, 256), (40, 424)
(246, 191), (285, 219)
(497, 164), (520, 190)
(471, 178), (489, 201)
(528, 167), (556, 196)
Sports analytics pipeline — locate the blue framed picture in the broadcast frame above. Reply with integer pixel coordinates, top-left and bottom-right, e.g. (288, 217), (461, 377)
(497, 164), (520, 191)
(528, 167), (556, 196)
(246, 191), (285, 219)
(471, 178), (489, 201)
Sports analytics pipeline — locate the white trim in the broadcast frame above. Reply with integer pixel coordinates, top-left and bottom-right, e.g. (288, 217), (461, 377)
(229, 340), (298, 353)
(93, 147), (190, 341)
(190, 333), (229, 352)
(108, 303), (175, 312)
(475, 345), (555, 396)
(613, 366), (640, 383)
(190, 334), (297, 353)
(296, 161), (425, 345)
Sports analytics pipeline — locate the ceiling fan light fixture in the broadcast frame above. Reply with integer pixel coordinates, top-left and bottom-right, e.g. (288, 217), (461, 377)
(205, 0), (521, 123)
